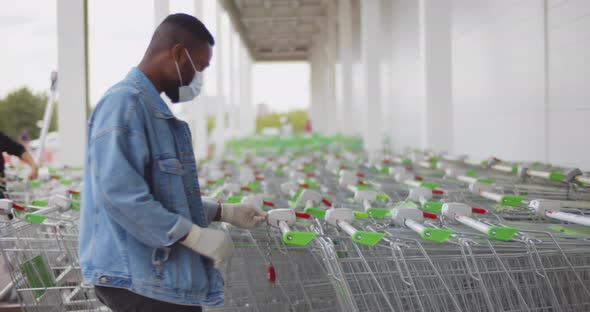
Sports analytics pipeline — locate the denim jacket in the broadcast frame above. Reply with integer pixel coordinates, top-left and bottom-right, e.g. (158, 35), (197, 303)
(80, 67), (223, 306)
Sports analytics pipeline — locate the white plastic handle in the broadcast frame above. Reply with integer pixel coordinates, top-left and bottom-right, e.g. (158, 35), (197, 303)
(455, 214), (490, 233)
(480, 191), (503, 203)
(545, 210), (590, 227)
(457, 175), (477, 184)
(405, 219), (426, 235)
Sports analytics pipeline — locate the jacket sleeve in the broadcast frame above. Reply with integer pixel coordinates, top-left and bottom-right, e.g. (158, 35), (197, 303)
(88, 103), (192, 248)
(0, 132), (25, 157)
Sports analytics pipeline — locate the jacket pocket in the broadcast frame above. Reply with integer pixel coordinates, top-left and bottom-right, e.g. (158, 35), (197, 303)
(157, 158), (184, 176)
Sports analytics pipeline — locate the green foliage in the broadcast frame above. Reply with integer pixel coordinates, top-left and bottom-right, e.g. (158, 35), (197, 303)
(0, 87), (57, 140)
(256, 110), (308, 134)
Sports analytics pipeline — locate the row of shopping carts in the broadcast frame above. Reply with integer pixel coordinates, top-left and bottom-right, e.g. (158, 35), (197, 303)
(0, 135), (589, 311)
(201, 138), (590, 312)
(0, 165), (104, 311)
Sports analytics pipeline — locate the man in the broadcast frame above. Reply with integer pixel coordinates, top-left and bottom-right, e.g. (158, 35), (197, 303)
(0, 131), (38, 198)
(80, 14), (266, 311)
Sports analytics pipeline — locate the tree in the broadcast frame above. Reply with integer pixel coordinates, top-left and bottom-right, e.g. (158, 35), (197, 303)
(0, 87), (57, 140)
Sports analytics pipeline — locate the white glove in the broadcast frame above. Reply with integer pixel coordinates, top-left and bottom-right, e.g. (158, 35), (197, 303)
(221, 203), (267, 229)
(180, 225), (233, 268)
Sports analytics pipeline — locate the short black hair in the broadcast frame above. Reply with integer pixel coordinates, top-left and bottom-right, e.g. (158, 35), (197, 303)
(150, 13), (214, 53)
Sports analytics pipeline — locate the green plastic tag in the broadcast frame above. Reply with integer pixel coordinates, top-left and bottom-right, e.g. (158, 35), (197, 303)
(351, 230), (384, 246)
(291, 189), (303, 202)
(500, 196), (525, 207)
(466, 170), (478, 177)
(353, 211), (369, 219)
(486, 226), (519, 241)
(60, 179), (73, 186)
(421, 228), (453, 243)
(71, 201), (80, 212)
(422, 201), (443, 214)
(366, 208), (390, 219)
(247, 182), (260, 190)
(376, 193), (390, 202)
(24, 214), (47, 224)
(477, 178), (495, 184)
(282, 231), (317, 246)
(549, 172), (565, 182)
(21, 256), (55, 298)
(304, 207), (326, 218)
(71, 193), (81, 200)
(420, 182), (439, 190)
(402, 159), (413, 166)
(28, 181), (42, 188)
(30, 200), (48, 207)
(225, 196), (242, 204)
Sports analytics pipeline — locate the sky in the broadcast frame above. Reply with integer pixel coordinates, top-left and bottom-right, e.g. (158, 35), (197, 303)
(0, 0), (310, 113)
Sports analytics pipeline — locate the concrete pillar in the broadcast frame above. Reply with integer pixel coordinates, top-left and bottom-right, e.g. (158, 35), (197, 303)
(379, 0), (393, 144)
(154, 0), (169, 29)
(56, 0), (88, 167)
(360, 0), (383, 154)
(192, 0), (208, 161)
(338, 0), (354, 136)
(214, 2), (226, 157)
(323, 0), (338, 136)
(419, 0), (452, 152)
(238, 44), (253, 137)
(310, 41), (326, 134)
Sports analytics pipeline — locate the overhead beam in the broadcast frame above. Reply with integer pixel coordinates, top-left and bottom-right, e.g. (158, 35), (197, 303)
(219, 0), (257, 59)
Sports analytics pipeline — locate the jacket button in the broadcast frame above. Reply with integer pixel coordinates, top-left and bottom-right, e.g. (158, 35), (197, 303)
(99, 276), (111, 284)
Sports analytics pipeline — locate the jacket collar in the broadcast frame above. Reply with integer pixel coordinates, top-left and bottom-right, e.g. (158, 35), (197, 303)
(126, 67), (175, 119)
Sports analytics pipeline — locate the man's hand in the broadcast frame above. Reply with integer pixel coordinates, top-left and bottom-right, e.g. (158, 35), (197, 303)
(28, 165), (38, 181)
(221, 203), (267, 229)
(180, 225), (233, 268)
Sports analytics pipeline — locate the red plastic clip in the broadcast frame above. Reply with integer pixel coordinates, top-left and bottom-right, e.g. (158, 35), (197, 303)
(255, 176), (265, 181)
(263, 200), (275, 207)
(356, 172), (365, 178)
(322, 198), (333, 207)
(471, 207), (487, 214)
(241, 186), (252, 192)
(295, 211), (311, 219)
(432, 189), (444, 195)
(422, 211), (439, 219)
(68, 190), (80, 195)
(11, 203), (25, 211)
(415, 176), (424, 181)
(299, 183), (309, 189)
(306, 173), (316, 177)
(267, 265), (276, 282)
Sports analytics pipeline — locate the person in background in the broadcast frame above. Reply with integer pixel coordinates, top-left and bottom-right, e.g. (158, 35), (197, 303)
(80, 14), (266, 312)
(0, 131), (39, 198)
(18, 128), (30, 146)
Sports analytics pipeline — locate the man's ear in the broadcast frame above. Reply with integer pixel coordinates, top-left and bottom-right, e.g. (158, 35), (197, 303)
(170, 43), (185, 63)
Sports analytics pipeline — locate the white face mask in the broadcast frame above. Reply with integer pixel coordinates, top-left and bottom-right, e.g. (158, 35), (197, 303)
(174, 49), (203, 103)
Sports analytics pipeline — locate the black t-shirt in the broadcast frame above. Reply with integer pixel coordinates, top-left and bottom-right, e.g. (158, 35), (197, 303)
(0, 131), (26, 177)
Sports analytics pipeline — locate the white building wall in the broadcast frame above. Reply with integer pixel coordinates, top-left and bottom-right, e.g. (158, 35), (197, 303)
(389, 0), (422, 152)
(451, 0), (547, 163)
(546, 0), (590, 169)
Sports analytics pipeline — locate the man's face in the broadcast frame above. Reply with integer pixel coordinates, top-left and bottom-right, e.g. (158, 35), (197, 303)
(165, 43), (212, 102)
